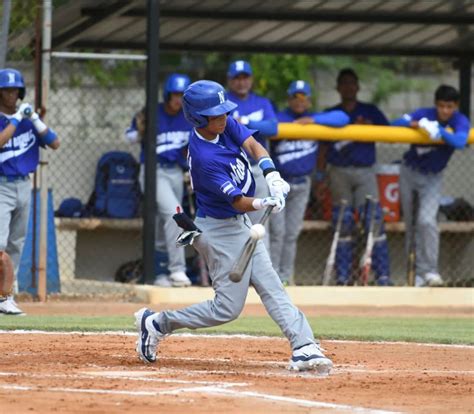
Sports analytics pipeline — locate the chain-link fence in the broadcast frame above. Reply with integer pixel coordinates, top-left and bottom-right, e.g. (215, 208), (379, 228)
(5, 55), (474, 295)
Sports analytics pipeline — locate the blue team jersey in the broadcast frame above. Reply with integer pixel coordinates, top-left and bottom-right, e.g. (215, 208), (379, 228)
(403, 108), (470, 174)
(126, 103), (191, 167)
(227, 91), (277, 148)
(188, 117), (257, 219)
(326, 101), (389, 167)
(0, 115), (42, 176)
(271, 109), (318, 179)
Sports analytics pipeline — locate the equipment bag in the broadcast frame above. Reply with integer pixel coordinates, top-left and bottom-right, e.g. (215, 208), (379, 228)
(86, 151), (141, 218)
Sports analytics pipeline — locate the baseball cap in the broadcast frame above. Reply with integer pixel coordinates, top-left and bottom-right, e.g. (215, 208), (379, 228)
(287, 80), (312, 97)
(227, 60), (253, 78)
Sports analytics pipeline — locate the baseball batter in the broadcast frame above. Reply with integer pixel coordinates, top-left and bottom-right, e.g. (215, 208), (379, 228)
(392, 85), (470, 287)
(0, 68), (59, 315)
(270, 80), (349, 285)
(135, 80), (333, 374)
(226, 60), (278, 249)
(126, 73), (192, 287)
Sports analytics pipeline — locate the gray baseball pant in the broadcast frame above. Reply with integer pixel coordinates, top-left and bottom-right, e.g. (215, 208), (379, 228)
(0, 178), (32, 277)
(329, 165), (379, 206)
(155, 213), (316, 350)
(399, 164), (442, 276)
(270, 176), (311, 283)
(247, 166), (271, 251)
(140, 165), (186, 274)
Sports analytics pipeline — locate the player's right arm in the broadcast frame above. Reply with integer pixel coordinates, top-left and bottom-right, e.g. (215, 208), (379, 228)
(0, 103), (32, 148)
(124, 108), (145, 143)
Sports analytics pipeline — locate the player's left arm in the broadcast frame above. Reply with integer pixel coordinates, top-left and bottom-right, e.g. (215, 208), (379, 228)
(32, 111), (60, 150)
(244, 100), (278, 136)
(293, 110), (349, 127)
(242, 136), (290, 200)
(438, 117), (470, 149)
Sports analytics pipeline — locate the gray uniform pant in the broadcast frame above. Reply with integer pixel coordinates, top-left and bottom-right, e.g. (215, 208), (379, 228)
(247, 166), (270, 251)
(140, 165), (186, 274)
(270, 176), (311, 283)
(329, 165), (379, 206)
(155, 213), (316, 350)
(0, 178), (31, 277)
(399, 164), (442, 276)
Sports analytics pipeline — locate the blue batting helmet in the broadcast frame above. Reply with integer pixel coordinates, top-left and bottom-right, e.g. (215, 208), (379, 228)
(163, 73), (191, 101)
(183, 80), (237, 128)
(0, 68), (26, 99)
(287, 80), (311, 97)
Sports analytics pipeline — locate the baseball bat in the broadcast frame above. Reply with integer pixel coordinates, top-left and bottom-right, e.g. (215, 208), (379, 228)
(229, 206), (274, 283)
(322, 199), (348, 285)
(359, 196), (377, 286)
(406, 190), (418, 286)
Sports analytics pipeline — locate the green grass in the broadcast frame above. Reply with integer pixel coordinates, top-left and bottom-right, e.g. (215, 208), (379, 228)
(1, 315), (473, 345)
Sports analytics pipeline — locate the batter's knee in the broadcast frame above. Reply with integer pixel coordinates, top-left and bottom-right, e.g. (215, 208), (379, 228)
(212, 296), (244, 323)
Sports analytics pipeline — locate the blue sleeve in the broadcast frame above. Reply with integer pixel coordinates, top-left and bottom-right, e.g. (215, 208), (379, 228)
(313, 110), (350, 127)
(247, 119), (278, 136)
(391, 115), (412, 127)
(439, 127), (468, 149)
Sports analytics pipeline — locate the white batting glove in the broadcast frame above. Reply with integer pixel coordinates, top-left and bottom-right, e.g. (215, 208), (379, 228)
(18, 103), (33, 118)
(252, 196), (285, 213)
(265, 171), (290, 199)
(418, 117), (441, 141)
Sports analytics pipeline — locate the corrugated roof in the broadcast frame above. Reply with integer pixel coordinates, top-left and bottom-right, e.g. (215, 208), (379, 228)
(34, 0), (474, 56)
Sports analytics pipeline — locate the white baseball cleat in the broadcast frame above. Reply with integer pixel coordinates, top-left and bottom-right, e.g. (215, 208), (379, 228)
(169, 271), (192, 287)
(135, 307), (165, 363)
(415, 275), (426, 287)
(288, 343), (333, 375)
(153, 274), (173, 287)
(424, 272), (444, 287)
(0, 296), (25, 316)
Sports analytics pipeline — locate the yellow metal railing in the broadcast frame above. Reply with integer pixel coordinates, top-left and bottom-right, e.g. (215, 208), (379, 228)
(275, 123), (474, 145)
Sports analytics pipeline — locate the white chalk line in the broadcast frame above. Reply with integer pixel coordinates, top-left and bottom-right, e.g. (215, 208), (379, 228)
(0, 383), (403, 414)
(0, 329), (472, 349)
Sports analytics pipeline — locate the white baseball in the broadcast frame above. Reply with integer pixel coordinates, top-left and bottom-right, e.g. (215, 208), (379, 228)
(249, 223), (266, 240)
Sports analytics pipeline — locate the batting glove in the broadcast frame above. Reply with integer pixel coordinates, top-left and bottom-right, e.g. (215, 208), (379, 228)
(176, 229), (202, 247)
(252, 196), (285, 213)
(418, 117), (441, 141)
(265, 171), (290, 199)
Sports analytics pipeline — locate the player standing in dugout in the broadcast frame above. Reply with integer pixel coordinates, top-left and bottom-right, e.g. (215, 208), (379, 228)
(0, 68), (59, 315)
(392, 85), (470, 287)
(134, 80), (333, 375)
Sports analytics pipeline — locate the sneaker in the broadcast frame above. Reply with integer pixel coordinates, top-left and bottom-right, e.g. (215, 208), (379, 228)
(153, 274), (173, 287)
(134, 307), (165, 363)
(424, 272), (444, 287)
(415, 275), (426, 287)
(169, 271), (192, 287)
(288, 343), (333, 374)
(0, 296), (25, 316)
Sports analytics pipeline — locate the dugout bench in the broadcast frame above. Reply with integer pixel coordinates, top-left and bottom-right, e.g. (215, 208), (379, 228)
(55, 217), (474, 286)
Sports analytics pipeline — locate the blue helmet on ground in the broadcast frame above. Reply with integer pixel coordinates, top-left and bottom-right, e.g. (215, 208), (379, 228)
(163, 73), (191, 101)
(183, 80), (237, 128)
(287, 80), (311, 97)
(0, 68), (26, 99)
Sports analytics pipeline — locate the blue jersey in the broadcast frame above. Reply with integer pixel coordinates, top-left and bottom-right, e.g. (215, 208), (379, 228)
(403, 108), (470, 174)
(326, 101), (389, 167)
(271, 108), (318, 179)
(0, 115), (43, 176)
(227, 91), (277, 148)
(126, 103), (191, 168)
(188, 117), (256, 219)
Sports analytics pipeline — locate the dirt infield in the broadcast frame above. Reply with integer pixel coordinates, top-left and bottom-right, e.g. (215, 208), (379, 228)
(0, 302), (473, 414)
